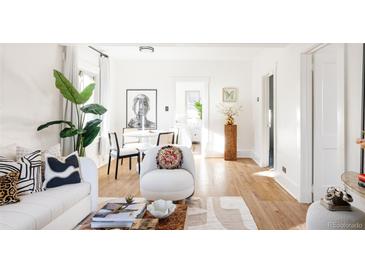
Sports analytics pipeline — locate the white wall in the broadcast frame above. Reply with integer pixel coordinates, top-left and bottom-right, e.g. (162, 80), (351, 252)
(251, 48), (283, 163)
(0, 44), (63, 150)
(345, 44), (362, 172)
(252, 43), (364, 203)
(109, 60), (254, 156)
(252, 44), (313, 199)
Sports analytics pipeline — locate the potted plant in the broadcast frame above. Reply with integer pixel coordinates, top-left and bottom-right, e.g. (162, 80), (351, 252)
(37, 70), (107, 156)
(194, 100), (202, 120)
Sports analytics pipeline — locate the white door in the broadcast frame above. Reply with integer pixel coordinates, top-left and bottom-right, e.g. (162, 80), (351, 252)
(313, 44), (344, 201)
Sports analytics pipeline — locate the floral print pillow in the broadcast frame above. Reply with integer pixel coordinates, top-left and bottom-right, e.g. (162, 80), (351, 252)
(156, 146), (183, 169)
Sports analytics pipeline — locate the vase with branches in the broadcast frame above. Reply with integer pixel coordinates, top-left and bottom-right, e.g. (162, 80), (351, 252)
(217, 103), (243, 125)
(37, 70), (107, 156)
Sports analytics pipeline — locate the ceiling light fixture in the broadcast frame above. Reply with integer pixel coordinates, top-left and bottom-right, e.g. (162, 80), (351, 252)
(139, 46), (154, 53)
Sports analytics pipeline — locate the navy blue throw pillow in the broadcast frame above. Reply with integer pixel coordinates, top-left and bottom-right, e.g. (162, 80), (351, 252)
(43, 152), (81, 189)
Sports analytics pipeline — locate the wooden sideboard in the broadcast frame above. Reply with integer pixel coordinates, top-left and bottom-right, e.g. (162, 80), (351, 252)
(224, 124), (237, 161)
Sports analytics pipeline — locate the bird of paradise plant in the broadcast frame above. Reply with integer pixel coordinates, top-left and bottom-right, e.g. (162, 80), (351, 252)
(37, 70), (107, 156)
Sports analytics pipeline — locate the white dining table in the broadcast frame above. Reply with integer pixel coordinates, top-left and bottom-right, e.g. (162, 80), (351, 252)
(122, 129), (160, 140)
(122, 129), (172, 149)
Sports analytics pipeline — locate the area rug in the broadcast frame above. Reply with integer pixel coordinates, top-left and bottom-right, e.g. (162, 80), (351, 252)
(97, 196), (257, 230)
(185, 197), (257, 230)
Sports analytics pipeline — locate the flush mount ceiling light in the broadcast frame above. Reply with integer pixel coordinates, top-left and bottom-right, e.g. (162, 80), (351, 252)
(139, 46), (154, 53)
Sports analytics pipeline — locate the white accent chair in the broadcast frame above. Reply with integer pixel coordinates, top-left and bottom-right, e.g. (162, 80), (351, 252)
(140, 146), (195, 201)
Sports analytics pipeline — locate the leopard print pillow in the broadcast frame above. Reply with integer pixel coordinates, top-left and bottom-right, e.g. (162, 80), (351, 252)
(0, 172), (20, 206)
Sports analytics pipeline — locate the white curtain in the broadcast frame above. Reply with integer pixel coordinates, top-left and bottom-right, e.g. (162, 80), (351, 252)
(98, 55), (111, 157)
(61, 46), (79, 156)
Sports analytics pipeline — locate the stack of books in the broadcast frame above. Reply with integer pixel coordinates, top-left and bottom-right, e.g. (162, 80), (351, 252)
(91, 199), (147, 229)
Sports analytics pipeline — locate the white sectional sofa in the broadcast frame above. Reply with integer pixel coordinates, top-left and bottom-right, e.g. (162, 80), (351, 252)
(0, 157), (98, 230)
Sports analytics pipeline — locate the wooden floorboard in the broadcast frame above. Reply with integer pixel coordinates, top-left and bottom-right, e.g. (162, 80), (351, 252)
(98, 156), (309, 229)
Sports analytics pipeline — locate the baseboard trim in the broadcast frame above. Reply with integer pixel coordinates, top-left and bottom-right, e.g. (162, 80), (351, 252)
(251, 153), (262, 167)
(274, 173), (299, 200)
(237, 150), (253, 158)
(205, 150), (253, 158)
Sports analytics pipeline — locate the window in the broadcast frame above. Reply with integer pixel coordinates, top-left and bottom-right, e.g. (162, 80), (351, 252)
(78, 70), (99, 125)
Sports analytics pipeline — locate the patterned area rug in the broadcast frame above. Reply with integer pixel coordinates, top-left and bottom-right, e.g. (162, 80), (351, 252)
(185, 197), (257, 230)
(97, 196), (257, 230)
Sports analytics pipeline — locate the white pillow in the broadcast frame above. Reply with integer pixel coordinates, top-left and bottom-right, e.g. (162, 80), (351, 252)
(16, 143), (61, 161)
(0, 143), (17, 160)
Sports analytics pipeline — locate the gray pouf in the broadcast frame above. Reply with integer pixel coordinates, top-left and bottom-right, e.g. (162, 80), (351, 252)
(306, 201), (365, 230)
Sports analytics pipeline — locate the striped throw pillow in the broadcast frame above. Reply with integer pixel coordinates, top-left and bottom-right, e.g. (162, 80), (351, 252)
(0, 150), (42, 195)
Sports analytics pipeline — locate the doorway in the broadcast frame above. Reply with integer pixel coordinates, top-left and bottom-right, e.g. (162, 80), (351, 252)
(268, 75), (274, 168)
(312, 44), (345, 201)
(262, 72), (276, 168)
(174, 79), (209, 156)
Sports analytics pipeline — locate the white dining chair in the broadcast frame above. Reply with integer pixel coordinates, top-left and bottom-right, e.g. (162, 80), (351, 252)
(107, 132), (140, 179)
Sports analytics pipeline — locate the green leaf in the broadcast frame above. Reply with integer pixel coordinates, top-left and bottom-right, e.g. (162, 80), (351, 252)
(81, 119), (102, 147)
(37, 120), (74, 131)
(60, 127), (79, 138)
(53, 70), (82, 104)
(80, 104), (107, 115)
(79, 83), (95, 104)
(84, 119), (102, 131)
(83, 126), (100, 147)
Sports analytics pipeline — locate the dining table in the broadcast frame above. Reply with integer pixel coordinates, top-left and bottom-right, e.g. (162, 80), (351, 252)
(122, 129), (173, 153)
(122, 129), (172, 172)
(122, 129), (160, 142)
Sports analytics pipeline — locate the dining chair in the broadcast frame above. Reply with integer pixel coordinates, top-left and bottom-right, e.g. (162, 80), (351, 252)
(174, 128), (180, 144)
(156, 132), (175, 146)
(121, 127), (140, 165)
(122, 127), (140, 147)
(122, 127), (154, 157)
(108, 132), (140, 179)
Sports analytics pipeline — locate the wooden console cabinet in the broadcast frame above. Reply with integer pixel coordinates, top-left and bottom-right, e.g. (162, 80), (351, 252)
(224, 124), (237, 161)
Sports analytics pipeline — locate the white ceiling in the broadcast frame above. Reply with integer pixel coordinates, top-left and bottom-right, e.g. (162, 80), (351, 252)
(94, 44), (288, 61)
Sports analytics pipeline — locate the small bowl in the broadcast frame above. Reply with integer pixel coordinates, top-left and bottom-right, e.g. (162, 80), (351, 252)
(147, 200), (176, 219)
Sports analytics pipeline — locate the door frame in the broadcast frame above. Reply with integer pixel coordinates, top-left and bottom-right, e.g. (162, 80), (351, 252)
(299, 43), (345, 202)
(172, 76), (210, 158)
(261, 64), (278, 168)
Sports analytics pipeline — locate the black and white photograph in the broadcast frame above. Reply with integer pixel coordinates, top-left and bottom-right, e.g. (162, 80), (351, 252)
(126, 89), (157, 129)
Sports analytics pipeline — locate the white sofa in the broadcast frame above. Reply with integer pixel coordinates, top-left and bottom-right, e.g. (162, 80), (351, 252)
(0, 157), (98, 230)
(140, 146), (195, 201)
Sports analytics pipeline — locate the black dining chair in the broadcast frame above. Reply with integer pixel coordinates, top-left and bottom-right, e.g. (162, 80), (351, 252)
(107, 132), (140, 179)
(174, 128), (180, 144)
(156, 131), (175, 146)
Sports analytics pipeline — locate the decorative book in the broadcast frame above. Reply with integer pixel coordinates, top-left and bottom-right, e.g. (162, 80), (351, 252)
(91, 201), (147, 229)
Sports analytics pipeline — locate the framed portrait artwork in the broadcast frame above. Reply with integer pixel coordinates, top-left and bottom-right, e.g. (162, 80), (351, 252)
(126, 89), (157, 129)
(222, 87), (238, 102)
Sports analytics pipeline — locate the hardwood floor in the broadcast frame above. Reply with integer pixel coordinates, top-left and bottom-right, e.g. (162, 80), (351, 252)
(99, 156), (309, 229)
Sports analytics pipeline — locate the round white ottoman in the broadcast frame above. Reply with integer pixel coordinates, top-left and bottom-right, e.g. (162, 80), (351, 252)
(306, 201), (365, 230)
